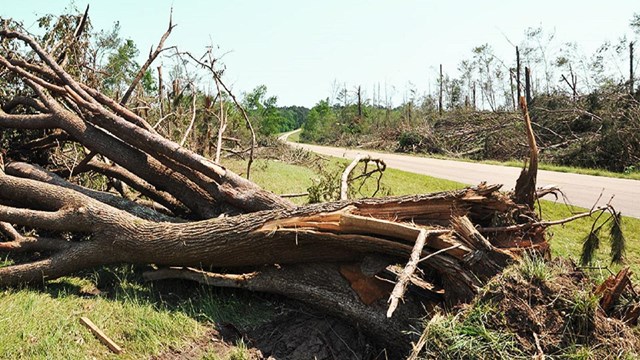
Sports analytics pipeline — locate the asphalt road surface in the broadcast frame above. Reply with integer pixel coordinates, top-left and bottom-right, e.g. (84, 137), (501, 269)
(280, 130), (640, 218)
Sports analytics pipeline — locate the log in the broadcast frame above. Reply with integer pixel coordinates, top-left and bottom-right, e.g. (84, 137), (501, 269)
(0, 170), (541, 307)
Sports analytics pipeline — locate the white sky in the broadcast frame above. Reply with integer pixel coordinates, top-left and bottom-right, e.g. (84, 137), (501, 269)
(3, 1), (639, 107)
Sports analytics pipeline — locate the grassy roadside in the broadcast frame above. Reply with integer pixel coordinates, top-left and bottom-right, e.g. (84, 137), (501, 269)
(481, 159), (640, 181)
(286, 129), (301, 143)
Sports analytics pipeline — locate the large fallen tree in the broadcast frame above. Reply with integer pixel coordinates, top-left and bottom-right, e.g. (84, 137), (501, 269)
(0, 16), (553, 354)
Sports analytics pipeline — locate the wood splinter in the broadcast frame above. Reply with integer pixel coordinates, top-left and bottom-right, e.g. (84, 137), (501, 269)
(387, 229), (427, 318)
(79, 316), (123, 354)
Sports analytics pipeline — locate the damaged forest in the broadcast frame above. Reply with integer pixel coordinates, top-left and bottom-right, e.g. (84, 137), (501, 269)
(1, 5), (640, 360)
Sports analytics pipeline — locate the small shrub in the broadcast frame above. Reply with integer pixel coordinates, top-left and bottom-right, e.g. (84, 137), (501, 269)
(398, 131), (423, 152)
(307, 165), (341, 203)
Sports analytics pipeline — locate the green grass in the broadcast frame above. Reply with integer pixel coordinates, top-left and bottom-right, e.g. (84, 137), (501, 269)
(405, 153), (640, 181)
(330, 157), (462, 196)
(286, 129), (301, 142)
(0, 266), (273, 359)
(418, 307), (524, 359)
(224, 158), (317, 205)
(539, 200), (640, 279)
(518, 252), (554, 283)
(0, 283), (197, 359)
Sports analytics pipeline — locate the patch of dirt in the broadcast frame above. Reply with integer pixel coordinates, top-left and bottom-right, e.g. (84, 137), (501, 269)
(475, 258), (639, 357)
(245, 307), (386, 360)
(150, 298), (386, 360)
(151, 329), (229, 360)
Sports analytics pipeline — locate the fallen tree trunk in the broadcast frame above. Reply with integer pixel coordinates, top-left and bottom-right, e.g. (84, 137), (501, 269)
(0, 171), (537, 290)
(0, 164), (546, 352)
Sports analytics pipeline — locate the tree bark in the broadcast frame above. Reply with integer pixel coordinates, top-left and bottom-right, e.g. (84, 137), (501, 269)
(0, 170), (539, 297)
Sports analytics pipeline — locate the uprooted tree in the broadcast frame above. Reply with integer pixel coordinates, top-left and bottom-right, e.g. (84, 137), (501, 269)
(0, 14), (584, 354)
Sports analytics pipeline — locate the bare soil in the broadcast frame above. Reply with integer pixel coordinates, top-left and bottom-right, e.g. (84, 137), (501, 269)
(474, 259), (639, 357)
(152, 301), (386, 360)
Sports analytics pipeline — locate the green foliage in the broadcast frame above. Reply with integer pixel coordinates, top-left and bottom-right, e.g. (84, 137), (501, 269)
(306, 161), (342, 203)
(103, 38), (140, 95)
(141, 69), (157, 94)
(398, 131), (423, 152)
(278, 105), (309, 130)
(580, 230), (601, 266)
(580, 209), (627, 266)
(609, 211), (626, 264)
(301, 99), (336, 142)
(242, 85), (304, 136)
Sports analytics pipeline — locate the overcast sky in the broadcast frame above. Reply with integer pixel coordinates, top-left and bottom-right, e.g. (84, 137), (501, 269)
(4, 1), (639, 107)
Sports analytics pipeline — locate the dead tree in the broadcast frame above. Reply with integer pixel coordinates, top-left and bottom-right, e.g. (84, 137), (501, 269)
(0, 18), (549, 354)
(439, 64), (444, 115)
(631, 41), (635, 96)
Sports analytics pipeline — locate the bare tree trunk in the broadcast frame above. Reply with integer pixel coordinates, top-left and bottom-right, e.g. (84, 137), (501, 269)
(120, 15), (175, 106)
(0, 170), (542, 302)
(510, 68), (516, 111)
(439, 64), (444, 115)
(213, 78), (226, 164)
(514, 97), (539, 209)
(516, 46), (521, 104)
(357, 85), (362, 119)
(525, 66), (532, 107)
(472, 82), (477, 110)
(631, 41), (635, 96)
(157, 66), (164, 118)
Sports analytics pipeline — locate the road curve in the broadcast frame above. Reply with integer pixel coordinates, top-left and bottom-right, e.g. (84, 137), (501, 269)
(280, 130), (640, 218)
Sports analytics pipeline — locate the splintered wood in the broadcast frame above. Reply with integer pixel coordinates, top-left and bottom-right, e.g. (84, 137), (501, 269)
(253, 184), (546, 317)
(387, 229), (428, 317)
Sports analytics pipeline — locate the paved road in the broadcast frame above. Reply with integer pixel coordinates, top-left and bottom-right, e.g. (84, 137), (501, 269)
(280, 130), (640, 218)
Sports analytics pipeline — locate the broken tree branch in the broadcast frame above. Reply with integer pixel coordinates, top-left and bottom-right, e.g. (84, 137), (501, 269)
(120, 10), (175, 106)
(514, 96), (539, 208)
(179, 83), (198, 147)
(79, 317), (123, 354)
(387, 229), (427, 317)
(340, 155), (386, 200)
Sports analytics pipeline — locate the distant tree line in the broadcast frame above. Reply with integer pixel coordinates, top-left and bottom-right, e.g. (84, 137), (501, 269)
(299, 13), (640, 173)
